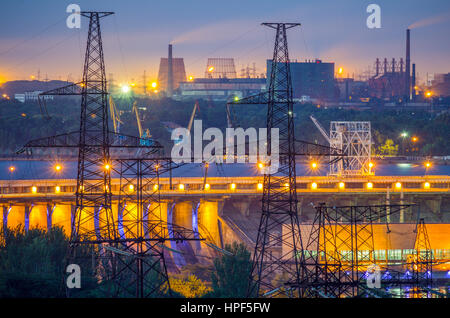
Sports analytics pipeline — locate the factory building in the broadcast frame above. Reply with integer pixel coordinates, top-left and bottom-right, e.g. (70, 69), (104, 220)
(157, 44), (186, 95)
(178, 77), (266, 101)
(266, 59), (335, 100)
(368, 29), (414, 102)
(432, 73), (450, 97)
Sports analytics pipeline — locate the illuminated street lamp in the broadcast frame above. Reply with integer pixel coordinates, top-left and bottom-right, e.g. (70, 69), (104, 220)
(411, 136), (418, 143)
(311, 161), (318, 170)
(121, 84), (130, 93)
(54, 164), (62, 172)
(9, 166), (15, 173)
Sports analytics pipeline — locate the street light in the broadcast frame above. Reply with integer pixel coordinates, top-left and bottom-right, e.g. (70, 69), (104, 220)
(121, 84), (130, 93)
(54, 164), (62, 172)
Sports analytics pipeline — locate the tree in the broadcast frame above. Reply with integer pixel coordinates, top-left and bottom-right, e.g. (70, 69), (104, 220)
(170, 274), (211, 298)
(378, 139), (398, 156)
(210, 242), (254, 297)
(0, 226), (101, 297)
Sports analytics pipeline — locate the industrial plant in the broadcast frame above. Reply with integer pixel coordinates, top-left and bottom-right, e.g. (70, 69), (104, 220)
(0, 2), (449, 304)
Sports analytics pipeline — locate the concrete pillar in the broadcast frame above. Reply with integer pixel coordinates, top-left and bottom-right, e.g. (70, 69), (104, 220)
(297, 196), (304, 217)
(24, 205), (33, 232)
(70, 205), (77, 237)
(217, 199), (225, 217)
(2, 205), (11, 236)
(386, 187), (391, 223)
(46, 204), (55, 231)
(173, 201), (193, 230)
(399, 190), (404, 223)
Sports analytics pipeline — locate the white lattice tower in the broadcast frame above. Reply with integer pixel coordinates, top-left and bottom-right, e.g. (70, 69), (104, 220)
(329, 121), (372, 176)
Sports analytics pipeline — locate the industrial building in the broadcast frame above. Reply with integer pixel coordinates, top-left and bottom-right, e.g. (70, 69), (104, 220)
(266, 59), (335, 100)
(157, 44), (186, 95)
(432, 73), (450, 97)
(178, 77), (266, 101)
(368, 29), (414, 102)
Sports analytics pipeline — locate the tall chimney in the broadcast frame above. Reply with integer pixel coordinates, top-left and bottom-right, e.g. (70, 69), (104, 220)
(167, 44), (174, 96)
(406, 29), (411, 101)
(412, 63), (416, 101)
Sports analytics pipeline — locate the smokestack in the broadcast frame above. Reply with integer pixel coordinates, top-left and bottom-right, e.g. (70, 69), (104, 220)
(167, 44), (173, 96)
(412, 63), (416, 101)
(406, 29), (411, 101)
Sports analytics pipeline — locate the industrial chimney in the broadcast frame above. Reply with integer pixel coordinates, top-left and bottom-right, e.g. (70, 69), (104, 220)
(412, 63), (416, 101)
(405, 29), (411, 101)
(167, 44), (174, 96)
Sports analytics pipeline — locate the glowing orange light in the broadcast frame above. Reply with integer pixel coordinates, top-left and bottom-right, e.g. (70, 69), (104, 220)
(104, 164), (111, 170)
(338, 67), (343, 74)
(257, 183), (263, 190)
(257, 162), (264, 169)
(151, 82), (157, 88)
(204, 183), (210, 190)
(395, 182), (402, 189)
(178, 184), (185, 191)
(338, 182), (345, 189)
(230, 183), (236, 190)
(55, 186), (61, 193)
(208, 66), (214, 72)
(425, 162), (431, 168)
(368, 162), (374, 168)
(128, 184), (134, 192)
(311, 182), (318, 190)
(412, 137), (418, 142)
(366, 182), (373, 189)
(153, 184), (159, 191)
(31, 186), (37, 193)
(311, 161), (318, 169)
(188, 76), (194, 81)
(424, 182), (430, 189)
(9, 166), (15, 172)
(54, 164), (62, 172)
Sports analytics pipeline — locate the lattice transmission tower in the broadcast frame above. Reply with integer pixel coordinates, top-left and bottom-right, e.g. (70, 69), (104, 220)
(21, 12), (202, 297)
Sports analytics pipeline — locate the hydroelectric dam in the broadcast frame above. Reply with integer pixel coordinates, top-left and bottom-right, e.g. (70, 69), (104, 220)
(1, 160), (449, 271)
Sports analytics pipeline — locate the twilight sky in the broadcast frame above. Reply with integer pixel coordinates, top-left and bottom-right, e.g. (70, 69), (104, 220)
(0, 0), (449, 85)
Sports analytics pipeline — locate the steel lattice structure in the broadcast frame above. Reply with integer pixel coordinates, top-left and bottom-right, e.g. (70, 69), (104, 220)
(20, 12), (203, 298)
(410, 218), (433, 288)
(226, 23), (346, 298)
(228, 23), (304, 297)
(329, 121), (372, 176)
(299, 204), (436, 298)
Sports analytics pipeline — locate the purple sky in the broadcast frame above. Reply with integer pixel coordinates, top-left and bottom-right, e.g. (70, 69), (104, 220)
(0, 0), (449, 85)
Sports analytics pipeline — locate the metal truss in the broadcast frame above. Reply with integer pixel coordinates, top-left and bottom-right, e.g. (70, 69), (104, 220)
(329, 121), (372, 176)
(410, 218), (433, 289)
(227, 22), (305, 298)
(301, 204), (412, 298)
(19, 11), (202, 298)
